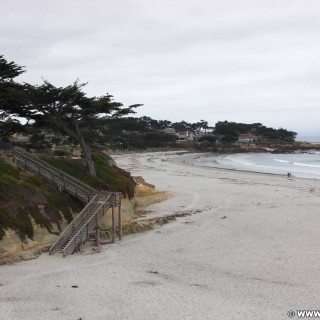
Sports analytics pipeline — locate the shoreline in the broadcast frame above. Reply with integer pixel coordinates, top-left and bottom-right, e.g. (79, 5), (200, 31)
(1, 151), (320, 319)
(112, 148), (320, 181)
(167, 151), (320, 181)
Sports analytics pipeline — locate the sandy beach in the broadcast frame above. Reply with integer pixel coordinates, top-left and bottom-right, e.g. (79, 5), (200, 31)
(1, 151), (320, 320)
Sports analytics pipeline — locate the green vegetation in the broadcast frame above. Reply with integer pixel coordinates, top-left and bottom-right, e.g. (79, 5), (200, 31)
(103, 131), (177, 150)
(1, 54), (299, 159)
(215, 121), (297, 142)
(0, 149), (135, 242)
(0, 157), (82, 241)
(90, 117), (297, 150)
(41, 150), (135, 199)
(0, 54), (142, 177)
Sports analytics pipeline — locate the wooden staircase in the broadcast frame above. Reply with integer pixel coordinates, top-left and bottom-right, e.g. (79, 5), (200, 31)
(12, 147), (122, 256)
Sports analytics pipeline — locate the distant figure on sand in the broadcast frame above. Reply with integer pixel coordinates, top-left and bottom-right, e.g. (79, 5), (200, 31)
(287, 172), (291, 178)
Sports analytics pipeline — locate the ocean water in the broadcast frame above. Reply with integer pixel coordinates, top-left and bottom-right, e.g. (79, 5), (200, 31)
(193, 151), (320, 179)
(296, 136), (320, 144)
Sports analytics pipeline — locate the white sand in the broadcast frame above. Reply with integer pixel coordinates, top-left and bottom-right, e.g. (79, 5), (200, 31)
(1, 151), (320, 320)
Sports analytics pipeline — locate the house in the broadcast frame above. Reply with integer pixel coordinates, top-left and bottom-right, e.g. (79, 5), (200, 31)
(163, 127), (215, 143)
(238, 134), (254, 143)
(176, 131), (196, 142)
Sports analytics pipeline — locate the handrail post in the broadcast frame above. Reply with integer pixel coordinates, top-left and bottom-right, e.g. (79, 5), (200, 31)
(118, 195), (122, 241)
(95, 212), (100, 247)
(112, 203), (115, 243)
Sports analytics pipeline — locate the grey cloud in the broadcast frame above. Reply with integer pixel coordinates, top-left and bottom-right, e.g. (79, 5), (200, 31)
(1, 0), (320, 135)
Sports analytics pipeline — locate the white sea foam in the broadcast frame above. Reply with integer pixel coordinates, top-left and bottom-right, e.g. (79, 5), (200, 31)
(194, 152), (320, 179)
(273, 158), (290, 163)
(293, 162), (320, 168)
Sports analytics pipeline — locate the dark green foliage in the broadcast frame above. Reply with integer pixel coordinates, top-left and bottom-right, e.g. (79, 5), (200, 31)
(52, 149), (71, 157)
(142, 132), (176, 148)
(92, 150), (136, 199)
(41, 150), (136, 199)
(198, 135), (217, 143)
(0, 55), (142, 177)
(0, 55), (25, 126)
(93, 117), (217, 150)
(103, 117), (149, 133)
(23, 175), (43, 186)
(0, 157), (82, 241)
(16, 208), (34, 239)
(116, 131), (176, 149)
(99, 117), (178, 149)
(171, 121), (193, 132)
(171, 120), (213, 133)
(0, 82), (25, 119)
(11, 80), (141, 176)
(215, 121), (296, 142)
(29, 132), (45, 144)
(43, 192), (78, 224)
(0, 55), (25, 82)
(92, 117), (174, 148)
(40, 157), (97, 186)
(0, 161), (20, 179)
(0, 119), (25, 140)
(220, 132), (239, 143)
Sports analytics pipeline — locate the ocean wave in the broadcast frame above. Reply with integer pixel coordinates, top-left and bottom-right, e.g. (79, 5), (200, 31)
(293, 162), (320, 168)
(273, 158), (290, 163)
(192, 153), (320, 179)
(224, 155), (255, 166)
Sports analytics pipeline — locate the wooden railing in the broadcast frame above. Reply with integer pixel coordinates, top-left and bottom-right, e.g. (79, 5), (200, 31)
(12, 147), (122, 256)
(61, 193), (121, 256)
(12, 148), (96, 203)
(49, 194), (100, 255)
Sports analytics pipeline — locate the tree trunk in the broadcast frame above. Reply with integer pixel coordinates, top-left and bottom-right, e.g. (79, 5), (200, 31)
(74, 123), (96, 177)
(54, 119), (97, 177)
(79, 135), (96, 177)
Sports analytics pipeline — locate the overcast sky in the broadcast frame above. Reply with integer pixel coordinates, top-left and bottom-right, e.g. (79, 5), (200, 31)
(1, 0), (320, 136)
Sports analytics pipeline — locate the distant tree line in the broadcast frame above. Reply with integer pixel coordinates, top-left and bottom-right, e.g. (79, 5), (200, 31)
(215, 121), (297, 143)
(1, 54), (298, 173)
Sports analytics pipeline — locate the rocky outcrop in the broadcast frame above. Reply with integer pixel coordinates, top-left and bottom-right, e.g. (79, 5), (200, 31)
(99, 210), (200, 239)
(133, 176), (155, 189)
